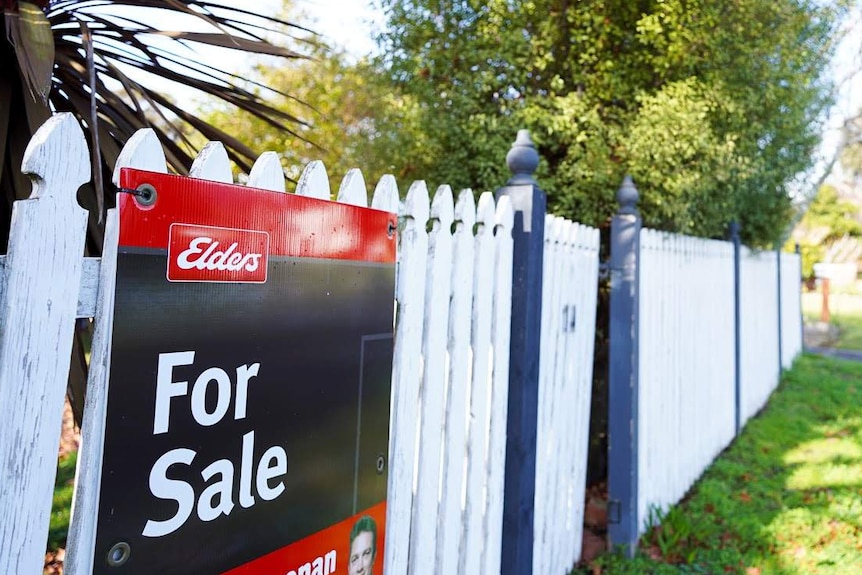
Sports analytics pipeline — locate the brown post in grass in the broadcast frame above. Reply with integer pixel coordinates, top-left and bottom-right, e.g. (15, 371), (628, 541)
(821, 278), (831, 323)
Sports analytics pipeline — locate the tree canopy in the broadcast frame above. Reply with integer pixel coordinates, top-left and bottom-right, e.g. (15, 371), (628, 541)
(376, 0), (847, 246)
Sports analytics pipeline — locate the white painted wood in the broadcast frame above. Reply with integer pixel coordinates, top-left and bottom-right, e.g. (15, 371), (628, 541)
(338, 168), (369, 207)
(65, 209), (119, 575)
(482, 195), (513, 575)
(76, 257), (101, 318)
(636, 229), (738, 534)
(436, 189), (476, 575)
(740, 248), (780, 424)
(780, 252), (803, 368)
(0, 256), (6, 312)
(296, 159), (331, 200)
(384, 181), (430, 575)
(0, 113), (90, 575)
(409, 185), (454, 575)
(461, 191), (497, 575)
(189, 141), (233, 183)
(372, 174), (400, 213)
(111, 128), (167, 183)
(66, 126), (170, 575)
(247, 151), (286, 192)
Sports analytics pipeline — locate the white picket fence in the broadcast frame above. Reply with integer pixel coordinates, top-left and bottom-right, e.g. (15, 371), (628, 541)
(534, 216), (601, 574)
(637, 231), (737, 532)
(780, 251), (803, 369)
(0, 113), (602, 574)
(635, 229), (803, 533)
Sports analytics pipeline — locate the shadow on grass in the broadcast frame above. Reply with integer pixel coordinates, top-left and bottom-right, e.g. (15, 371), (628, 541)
(578, 354), (862, 575)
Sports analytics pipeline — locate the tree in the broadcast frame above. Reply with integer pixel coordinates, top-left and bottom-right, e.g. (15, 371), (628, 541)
(791, 183), (862, 277)
(2, 1), (313, 254)
(202, 42), (429, 192)
(377, 0), (847, 247)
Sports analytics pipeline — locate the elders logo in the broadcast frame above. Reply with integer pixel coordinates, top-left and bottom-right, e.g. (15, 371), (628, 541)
(167, 224), (269, 283)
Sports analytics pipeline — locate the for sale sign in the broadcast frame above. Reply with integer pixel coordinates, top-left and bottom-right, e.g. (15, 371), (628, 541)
(94, 169), (396, 575)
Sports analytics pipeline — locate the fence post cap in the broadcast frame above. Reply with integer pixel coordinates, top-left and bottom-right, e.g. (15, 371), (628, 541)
(616, 175), (639, 214)
(506, 129), (539, 185)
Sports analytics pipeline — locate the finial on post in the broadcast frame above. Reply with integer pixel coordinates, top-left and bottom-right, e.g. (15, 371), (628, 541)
(506, 129), (539, 185)
(729, 220), (741, 242)
(616, 175), (639, 215)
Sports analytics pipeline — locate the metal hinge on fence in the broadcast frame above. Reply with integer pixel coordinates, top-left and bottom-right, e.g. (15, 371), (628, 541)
(607, 499), (622, 525)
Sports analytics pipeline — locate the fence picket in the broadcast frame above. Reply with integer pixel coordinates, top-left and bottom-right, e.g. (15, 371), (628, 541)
(372, 175), (400, 213)
(247, 151), (285, 192)
(0, 113), (90, 575)
(461, 191), (497, 575)
(437, 189), (476, 575)
(295, 159), (331, 200)
(66, 127), (168, 575)
(338, 168), (369, 207)
(385, 181), (430, 575)
(189, 141), (232, 183)
(410, 185), (454, 575)
(482, 195), (514, 575)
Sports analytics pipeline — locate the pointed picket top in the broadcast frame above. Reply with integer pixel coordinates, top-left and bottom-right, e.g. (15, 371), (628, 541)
(566, 219), (579, 249)
(337, 168), (369, 207)
(475, 191), (496, 231)
(454, 188), (477, 231)
(430, 185), (455, 230)
(494, 194), (514, 234)
(296, 160), (331, 200)
(545, 214), (557, 244)
(190, 141), (232, 183)
(247, 151), (285, 192)
(112, 128), (167, 185)
(403, 180), (431, 226)
(21, 113), (90, 206)
(371, 174), (399, 213)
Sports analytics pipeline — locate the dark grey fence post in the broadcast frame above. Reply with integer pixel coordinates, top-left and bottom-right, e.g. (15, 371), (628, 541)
(496, 129), (545, 575)
(607, 176), (641, 556)
(731, 222), (742, 434)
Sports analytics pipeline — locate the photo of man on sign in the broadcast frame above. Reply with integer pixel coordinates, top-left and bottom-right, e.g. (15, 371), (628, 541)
(348, 515), (377, 575)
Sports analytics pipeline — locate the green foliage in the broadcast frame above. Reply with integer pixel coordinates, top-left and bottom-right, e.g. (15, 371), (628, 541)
(574, 353), (862, 574)
(378, 0), (846, 246)
(48, 451), (77, 552)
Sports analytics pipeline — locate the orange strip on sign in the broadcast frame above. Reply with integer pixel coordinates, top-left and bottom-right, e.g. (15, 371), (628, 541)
(221, 502), (387, 575)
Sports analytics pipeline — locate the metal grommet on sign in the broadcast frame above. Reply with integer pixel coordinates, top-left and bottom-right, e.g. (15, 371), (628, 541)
(387, 220), (397, 239)
(134, 183), (157, 207)
(106, 541), (131, 567)
(376, 453), (386, 474)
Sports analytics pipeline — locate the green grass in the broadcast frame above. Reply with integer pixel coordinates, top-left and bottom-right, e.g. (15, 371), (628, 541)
(48, 450), (77, 552)
(576, 354), (862, 574)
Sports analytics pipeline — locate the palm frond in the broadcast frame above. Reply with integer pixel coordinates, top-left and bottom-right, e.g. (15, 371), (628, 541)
(41, 0), (314, 180)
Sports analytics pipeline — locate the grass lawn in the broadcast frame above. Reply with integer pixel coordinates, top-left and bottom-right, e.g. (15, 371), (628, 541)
(577, 353), (862, 575)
